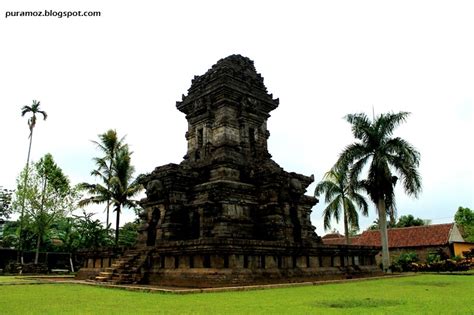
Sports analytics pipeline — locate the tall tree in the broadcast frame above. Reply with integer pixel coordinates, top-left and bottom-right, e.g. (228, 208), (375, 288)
(13, 154), (78, 263)
(315, 167), (368, 245)
(80, 141), (142, 246)
(19, 100), (47, 261)
(336, 112), (422, 272)
(109, 145), (142, 245)
(91, 130), (125, 228)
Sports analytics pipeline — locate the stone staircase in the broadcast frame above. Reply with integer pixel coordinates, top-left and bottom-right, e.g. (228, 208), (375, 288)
(95, 248), (151, 284)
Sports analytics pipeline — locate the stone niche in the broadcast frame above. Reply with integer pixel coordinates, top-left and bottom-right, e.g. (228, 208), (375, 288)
(136, 55), (380, 287)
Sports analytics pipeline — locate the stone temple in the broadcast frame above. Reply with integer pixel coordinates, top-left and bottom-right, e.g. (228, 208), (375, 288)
(80, 55), (380, 287)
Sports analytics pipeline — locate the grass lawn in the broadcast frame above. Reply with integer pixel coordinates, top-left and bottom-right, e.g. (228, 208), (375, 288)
(0, 276), (41, 284)
(0, 274), (473, 314)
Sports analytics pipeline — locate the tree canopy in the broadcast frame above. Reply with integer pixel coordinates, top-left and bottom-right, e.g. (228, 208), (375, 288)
(315, 167), (368, 245)
(79, 131), (142, 246)
(12, 153), (79, 263)
(455, 206), (474, 242)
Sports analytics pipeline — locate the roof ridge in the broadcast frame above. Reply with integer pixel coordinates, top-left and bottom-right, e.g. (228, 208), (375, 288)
(364, 223), (453, 232)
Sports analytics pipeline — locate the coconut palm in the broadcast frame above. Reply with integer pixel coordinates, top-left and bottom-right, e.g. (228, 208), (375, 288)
(19, 100), (47, 261)
(336, 111), (421, 272)
(80, 145), (142, 245)
(108, 145), (142, 245)
(315, 167), (368, 245)
(90, 130), (125, 228)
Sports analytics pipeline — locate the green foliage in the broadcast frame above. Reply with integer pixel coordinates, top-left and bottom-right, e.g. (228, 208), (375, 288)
(79, 131), (143, 245)
(367, 214), (428, 231)
(395, 215), (426, 227)
(426, 248), (449, 264)
(21, 100), (47, 137)
(454, 206), (474, 242)
(392, 252), (419, 272)
(72, 210), (114, 250)
(0, 275), (474, 314)
(11, 154), (79, 259)
(314, 167), (368, 244)
(0, 220), (36, 250)
(118, 221), (139, 247)
(0, 187), (14, 219)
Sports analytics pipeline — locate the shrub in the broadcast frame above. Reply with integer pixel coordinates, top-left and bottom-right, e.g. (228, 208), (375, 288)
(392, 252), (419, 272)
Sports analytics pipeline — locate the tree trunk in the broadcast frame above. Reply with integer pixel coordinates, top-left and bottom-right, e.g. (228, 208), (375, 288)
(115, 204), (120, 246)
(19, 131), (34, 263)
(377, 198), (391, 272)
(34, 171), (48, 265)
(343, 201), (350, 245)
(106, 200), (110, 229)
(34, 233), (41, 264)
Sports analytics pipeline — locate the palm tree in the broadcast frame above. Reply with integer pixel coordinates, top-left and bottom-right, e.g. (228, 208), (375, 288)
(314, 167), (368, 245)
(336, 111), (421, 272)
(19, 100), (47, 262)
(80, 145), (142, 245)
(109, 145), (142, 245)
(91, 130), (125, 228)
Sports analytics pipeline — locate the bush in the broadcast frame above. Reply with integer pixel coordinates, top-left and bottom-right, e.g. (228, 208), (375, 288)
(391, 252), (419, 272)
(409, 255), (472, 272)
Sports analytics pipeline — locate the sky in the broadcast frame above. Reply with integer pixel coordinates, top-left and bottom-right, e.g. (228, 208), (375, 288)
(0, 1), (473, 235)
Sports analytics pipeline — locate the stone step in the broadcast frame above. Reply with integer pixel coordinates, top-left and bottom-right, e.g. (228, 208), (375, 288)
(95, 276), (110, 282)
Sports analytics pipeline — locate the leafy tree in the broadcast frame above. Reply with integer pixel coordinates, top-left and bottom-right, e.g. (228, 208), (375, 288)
(12, 154), (78, 263)
(395, 214), (426, 228)
(0, 220), (19, 248)
(80, 141), (142, 246)
(73, 210), (113, 250)
(19, 100), (47, 258)
(47, 217), (79, 252)
(454, 206), (474, 242)
(336, 112), (422, 272)
(315, 167), (368, 244)
(0, 186), (14, 219)
(118, 221), (139, 247)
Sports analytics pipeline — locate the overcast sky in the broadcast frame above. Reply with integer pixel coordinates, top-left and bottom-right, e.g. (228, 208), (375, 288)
(1, 1), (473, 235)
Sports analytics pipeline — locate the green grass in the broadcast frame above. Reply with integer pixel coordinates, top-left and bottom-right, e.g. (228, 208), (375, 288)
(0, 275), (473, 314)
(0, 276), (40, 284)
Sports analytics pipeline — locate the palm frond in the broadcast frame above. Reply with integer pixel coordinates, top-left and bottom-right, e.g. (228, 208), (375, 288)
(377, 112), (410, 138)
(322, 194), (342, 230)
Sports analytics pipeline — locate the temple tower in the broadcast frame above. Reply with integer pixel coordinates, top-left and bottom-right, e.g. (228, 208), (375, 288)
(77, 55), (381, 286)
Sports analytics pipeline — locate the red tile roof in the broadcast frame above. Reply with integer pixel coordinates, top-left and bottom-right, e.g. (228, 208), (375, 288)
(323, 236), (360, 245)
(322, 232), (344, 240)
(354, 223), (454, 248)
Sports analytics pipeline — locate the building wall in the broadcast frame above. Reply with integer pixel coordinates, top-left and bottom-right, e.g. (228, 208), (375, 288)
(449, 225), (465, 242)
(452, 242), (474, 257)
